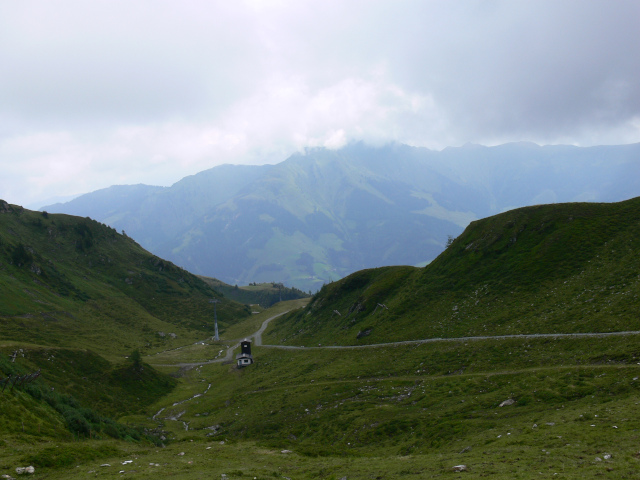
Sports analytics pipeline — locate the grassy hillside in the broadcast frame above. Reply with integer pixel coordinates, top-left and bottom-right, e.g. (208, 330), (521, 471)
(0, 201), (250, 450)
(0, 200), (250, 357)
(0, 343), (175, 445)
(198, 276), (310, 308)
(161, 335), (640, 459)
(8, 333), (640, 478)
(264, 197), (640, 346)
(44, 311), (637, 479)
(4, 197), (640, 479)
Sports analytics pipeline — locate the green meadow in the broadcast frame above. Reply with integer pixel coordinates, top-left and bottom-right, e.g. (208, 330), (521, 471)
(2, 199), (640, 478)
(5, 326), (640, 479)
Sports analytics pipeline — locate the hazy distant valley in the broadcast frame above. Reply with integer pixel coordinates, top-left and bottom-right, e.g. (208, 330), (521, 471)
(44, 142), (640, 291)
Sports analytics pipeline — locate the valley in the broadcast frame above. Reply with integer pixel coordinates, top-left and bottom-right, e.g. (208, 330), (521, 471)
(0, 0), (640, 480)
(2, 2), (639, 477)
(4, 303), (639, 479)
(2, 197), (640, 478)
(43, 142), (640, 292)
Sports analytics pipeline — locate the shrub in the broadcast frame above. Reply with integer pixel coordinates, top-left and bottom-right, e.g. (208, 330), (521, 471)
(63, 410), (91, 436)
(10, 243), (32, 266)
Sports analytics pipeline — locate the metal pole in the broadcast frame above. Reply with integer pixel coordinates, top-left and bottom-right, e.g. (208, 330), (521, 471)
(214, 302), (219, 341)
(209, 299), (219, 341)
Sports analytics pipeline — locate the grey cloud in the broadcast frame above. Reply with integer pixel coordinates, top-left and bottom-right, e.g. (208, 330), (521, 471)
(2, 0), (638, 141)
(1, 0), (639, 207)
(383, 0), (640, 142)
(0, 1), (265, 126)
(270, 0), (640, 142)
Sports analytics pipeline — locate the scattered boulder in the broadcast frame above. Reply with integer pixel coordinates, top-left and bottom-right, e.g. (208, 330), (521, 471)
(452, 464), (467, 472)
(14, 466), (34, 475)
(499, 398), (516, 407)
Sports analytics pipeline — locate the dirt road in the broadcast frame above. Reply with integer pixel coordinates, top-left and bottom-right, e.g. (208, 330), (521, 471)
(154, 311), (640, 368)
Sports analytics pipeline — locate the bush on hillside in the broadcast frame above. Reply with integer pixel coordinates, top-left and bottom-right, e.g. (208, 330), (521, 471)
(10, 243), (32, 267)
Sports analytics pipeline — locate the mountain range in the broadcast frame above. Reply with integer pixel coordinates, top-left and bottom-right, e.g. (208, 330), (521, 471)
(44, 142), (640, 291)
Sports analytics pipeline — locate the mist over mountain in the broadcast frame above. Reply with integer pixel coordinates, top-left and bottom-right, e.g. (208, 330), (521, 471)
(44, 142), (640, 291)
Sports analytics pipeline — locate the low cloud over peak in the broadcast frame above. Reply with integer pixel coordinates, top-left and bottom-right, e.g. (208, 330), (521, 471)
(1, 0), (639, 207)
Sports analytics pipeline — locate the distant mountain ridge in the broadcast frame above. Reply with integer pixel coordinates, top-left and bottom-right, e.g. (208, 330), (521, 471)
(44, 142), (640, 291)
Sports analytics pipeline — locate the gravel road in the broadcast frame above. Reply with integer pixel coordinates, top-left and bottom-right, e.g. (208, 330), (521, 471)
(153, 311), (640, 368)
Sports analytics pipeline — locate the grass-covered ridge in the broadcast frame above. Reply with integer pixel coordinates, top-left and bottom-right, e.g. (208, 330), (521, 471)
(0, 201), (249, 455)
(0, 200), (250, 357)
(198, 276), (310, 308)
(265, 197), (640, 346)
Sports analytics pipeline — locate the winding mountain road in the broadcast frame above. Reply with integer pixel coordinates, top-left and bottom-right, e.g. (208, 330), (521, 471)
(261, 330), (640, 350)
(153, 311), (290, 369)
(153, 309), (640, 369)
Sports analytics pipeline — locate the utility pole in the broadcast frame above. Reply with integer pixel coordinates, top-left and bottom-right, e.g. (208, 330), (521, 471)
(209, 298), (219, 341)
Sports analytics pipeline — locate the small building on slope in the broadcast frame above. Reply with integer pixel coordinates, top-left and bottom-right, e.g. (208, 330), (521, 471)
(236, 339), (254, 367)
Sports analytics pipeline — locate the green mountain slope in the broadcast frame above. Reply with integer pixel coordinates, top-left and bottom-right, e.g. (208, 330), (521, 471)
(198, 276), (310, 308)
(265, 197), (640, 346)
(0, 343), (176, 445)
(45, 142), (640, 292)
(0, 200), (250, 357)
(0, 200), (251, 445)
(4, 199), (640, 477)
(44, 165), (273, 252)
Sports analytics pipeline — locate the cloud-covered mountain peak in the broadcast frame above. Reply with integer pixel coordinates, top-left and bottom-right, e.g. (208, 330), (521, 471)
(44, 142), (640, 291)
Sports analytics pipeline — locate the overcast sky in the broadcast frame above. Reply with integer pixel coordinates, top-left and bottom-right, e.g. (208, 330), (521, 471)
(1, 0), (639, 208)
